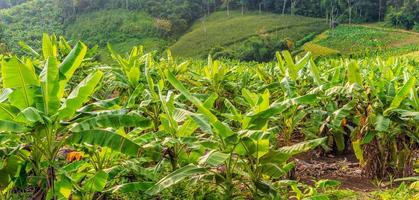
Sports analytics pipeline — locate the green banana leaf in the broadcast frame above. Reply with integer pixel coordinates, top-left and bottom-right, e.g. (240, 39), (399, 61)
(39, 57), (60, 115)
(146, 164), (207, 195)
(0, 120), (27, 132)
(165, 69), (235, 139)
(58, 41), (88, 99)
(248, 94), (317, 130)
(57, 70), (103, 120)
(42, 33), (57, 59)
(82, 170), (108, 192)
(70, 113), (151, 132)
(385, 77), (416, 115)
(105, 182), (154, 194)
(1, 57), (39, 110)
(66, 130), (141, 157)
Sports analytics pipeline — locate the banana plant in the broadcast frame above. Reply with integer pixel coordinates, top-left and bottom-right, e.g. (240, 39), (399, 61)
(0, 35), (150, 199)
(354, 58), (418, 178)
(108, 44), (144, 92)
(144, 70), (326, 199)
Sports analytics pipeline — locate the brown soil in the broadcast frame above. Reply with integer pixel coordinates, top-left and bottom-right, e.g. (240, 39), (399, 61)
(278, 133), (419, 193)
(294, 151), (377, 192)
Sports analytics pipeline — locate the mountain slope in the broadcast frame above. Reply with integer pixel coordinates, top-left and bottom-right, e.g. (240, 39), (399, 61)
(64, 9), (169, 61)
(304, 24), (419, 57)
(0, 0), (62, 53)
(170, 11), (328, 58)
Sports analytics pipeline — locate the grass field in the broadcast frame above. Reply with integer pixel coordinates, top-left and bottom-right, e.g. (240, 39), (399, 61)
(403, 51), (419, 61)
(170, 11), (328, 58)
(304, 24), (419, 57)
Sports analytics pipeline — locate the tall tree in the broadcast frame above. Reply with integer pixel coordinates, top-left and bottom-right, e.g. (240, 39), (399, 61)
(282, 0), (287, 14)
(222, 0), (230, 16)
(347, 0), (352, 24)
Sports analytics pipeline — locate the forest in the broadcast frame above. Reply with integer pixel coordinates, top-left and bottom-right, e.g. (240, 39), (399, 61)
(0, 0), (418, 199)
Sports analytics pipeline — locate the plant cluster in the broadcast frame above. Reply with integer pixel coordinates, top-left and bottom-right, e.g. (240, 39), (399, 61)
(385, 1), (419, 30)
(311, 25), (419, 57)
(0, 35), (418, 199)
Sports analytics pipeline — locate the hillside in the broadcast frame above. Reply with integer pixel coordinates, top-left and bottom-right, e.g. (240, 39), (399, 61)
(170, 11), (328, 58)
(0, 0), (62, 53)
(304, 24), (419, 57)
(0, 2), (169, 60)
(64, 9), (169, 61)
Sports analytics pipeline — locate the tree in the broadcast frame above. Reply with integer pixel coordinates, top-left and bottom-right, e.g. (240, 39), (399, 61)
(347, 0), (352, 23)
(290, 0), (297, 15)
(222, 0), (230, 16)
(240, 0), (247, 15)
(282, 0), (287, 14)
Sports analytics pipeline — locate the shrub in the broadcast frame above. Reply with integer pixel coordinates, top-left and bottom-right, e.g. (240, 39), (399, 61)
(385, 5), (418, 30)
(154, 18), (173, 36)
(413, 23), (419, 32)
(210, 36), (290, 62)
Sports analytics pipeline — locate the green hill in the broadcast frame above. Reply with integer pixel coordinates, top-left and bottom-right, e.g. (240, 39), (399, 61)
(0, 0), (62, 53)
(0, 2), (169, 60)
(304, 24), (419, 57)
(64, 9), (169, 61)
(170, 11), (328, 58)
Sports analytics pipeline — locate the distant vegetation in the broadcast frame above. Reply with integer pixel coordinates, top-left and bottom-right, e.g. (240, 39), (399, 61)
(0, 0), (204, 56)
(0, 0), (27, 9)
(0, 0), (62, 53)
(305, 25), (419, 57)
(0, 0), (418, 60)
(170, 11), (327, 61)
(65, 9), (169, 61)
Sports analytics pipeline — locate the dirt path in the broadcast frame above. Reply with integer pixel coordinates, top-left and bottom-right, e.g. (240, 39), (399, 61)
(294, 152), (378, 192)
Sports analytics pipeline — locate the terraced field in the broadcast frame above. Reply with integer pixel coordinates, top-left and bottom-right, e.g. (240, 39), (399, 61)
(170, 11), (328, 57)
(304, 25), (419, 57)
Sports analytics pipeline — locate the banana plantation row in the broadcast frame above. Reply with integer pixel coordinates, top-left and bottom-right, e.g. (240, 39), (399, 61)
(0, 34), (417, 199)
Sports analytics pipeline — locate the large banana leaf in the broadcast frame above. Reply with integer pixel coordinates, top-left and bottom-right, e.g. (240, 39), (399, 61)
(67, 130), (141, 157)
(0, 120), (27, 132)
(308, 60), (322, 85)
(58, 42), (88, 99)
(18, 41), (40, 57)
(15, 107), (45, 125)
(165, 70), (216, 122)
(248, 94), (317, 130)
(82, 170), (108, 192)
(385, 77), (416, 115)
(70, 113), (151, 132)
(41, 33), (57, 59)
(276, 137), (326, 155)
(330, 101), (355, 152)
(347, 61), (362, 85)
(39, 57), (60, 115)
(105, 182), (154, 194)
(1, 57), (39, 110)
(280, 76), (297, 98)
(198, 150), (229, 166)
(57, 71), (103, 120)
(260, 138), (325, 166)
(165, 69), (235, 139)
(146, 164), (207, 195)
(0, 103), (19, 120)
(0, 89), (13, 103)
